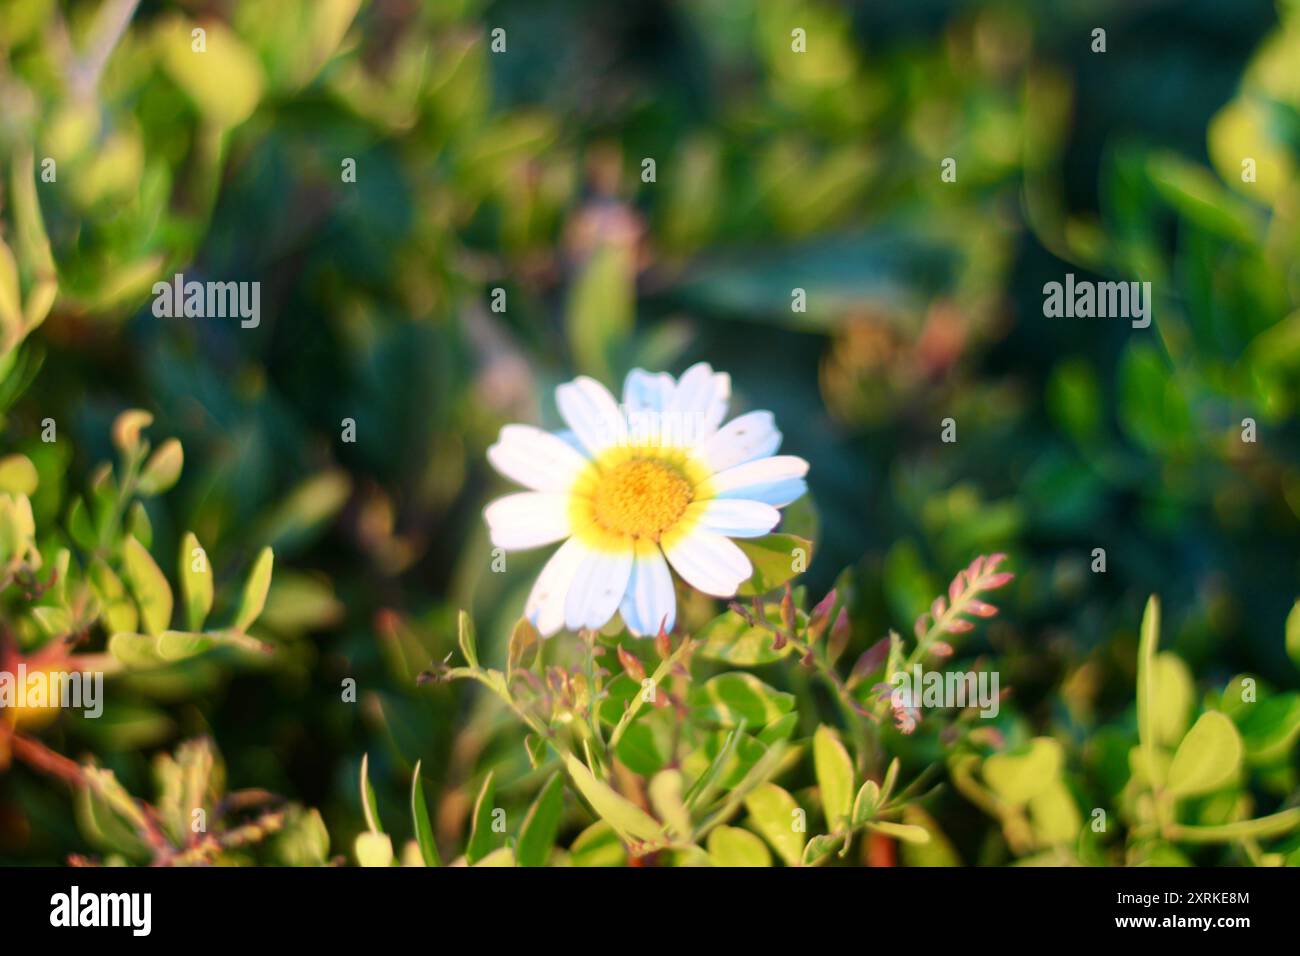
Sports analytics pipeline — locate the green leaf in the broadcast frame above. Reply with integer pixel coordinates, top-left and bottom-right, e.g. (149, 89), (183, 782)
(695, 606), (797, 665)
(67, 497), (96, 551)
(458, 610), (479, 668)
(155, 630), (214, 662)
(689, 673), (795, 728)
(359, 753), (383, 833)
(569, 821), (626, 867)
(1237, 692), (1300, 764)
(1136, 595), (1160, 778)
(466, 771), (498, 864)
(1286, 600), (1300, 674)
(1145, 151), (1258, 244)
(615, 718), (671, 776)
(517, 773), (565, 868)
(158, 16), (265, 129)
(983, 738), (1063, 806)
(0, 236), (20, 336)
(880, 757), (901, 804)
(107, 632), (164, 668)
(410, 760), (440, 867)
(179, 532), (214, 631)
(801, 832), (842, 866)
(566, 242), (633, 380)
(233, 547), (274, 632)
(122, 536), (172, 636)
(744, 782), (804, 866)
(1169, 807), (1300, 844)
(1167, 712), (1243, 797)
(852, 780), (880, 825)
(136, 439), (183, 496)
(271, 807), (331, 867)
(561, 752), (664, 844)
(707, 825), (772, 867)
(507, 616), (539, 675)
(757, 711), (799, 745)
(899, 806), (961, 866)
(813, 726), (854, 829)
(126, 502), (152, 549)
(255, 470), (351, 554)
(736, 534), (813, 597)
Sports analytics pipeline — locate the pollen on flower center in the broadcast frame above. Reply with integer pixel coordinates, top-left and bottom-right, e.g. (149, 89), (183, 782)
(590, 458), (693, 540)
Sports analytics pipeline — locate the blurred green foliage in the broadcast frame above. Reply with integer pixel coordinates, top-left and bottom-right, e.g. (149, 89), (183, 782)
(0, 0), (1297, 866)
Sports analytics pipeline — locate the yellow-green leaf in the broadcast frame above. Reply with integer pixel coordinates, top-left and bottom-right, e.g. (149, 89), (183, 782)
(813, 725), (854, 829)
(648, 770), (691, 840)
(899, 806), (962, 866)
(707, 825), (771, 867)
(179, 532), (214, 631)
(696, 605), (797, 665)
(689, 672), (795, 728)
(562, 752), (663, 844)
(1152, 651), (1194, 747)
(0, 455), (37, 495)
(744, 782), (804, 866)
(1167, 712), (1243, 797)
(458, 609), (479, 668)
(137, 439), (183, 496)
(983, 737), (1063, 806)
(359, 752), (383, 833)
(736, 534), (813, 597)
(234, 547), (274, 631)
(865, 820), (931, 845)
(1137, 595), (1160, 774)
(107, 632), (164, 668)
(123, 536), (172, 636)
(354, 831), (392, 867)
(158, 17), (265, 129)
(1028, 780), (1082, 845)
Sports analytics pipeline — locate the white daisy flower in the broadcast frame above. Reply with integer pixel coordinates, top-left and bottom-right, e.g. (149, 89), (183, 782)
(483, 363), (809, 638)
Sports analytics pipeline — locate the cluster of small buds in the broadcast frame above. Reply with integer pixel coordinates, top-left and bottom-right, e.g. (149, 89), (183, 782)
(913, 553), (1014, 642)
(870, 680), (921, 734)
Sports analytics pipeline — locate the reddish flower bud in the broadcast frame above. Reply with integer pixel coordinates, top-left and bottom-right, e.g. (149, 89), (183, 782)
(617, 644), (645, 682)
(828, 607), (851, 663)
(807, 589), (837, 643)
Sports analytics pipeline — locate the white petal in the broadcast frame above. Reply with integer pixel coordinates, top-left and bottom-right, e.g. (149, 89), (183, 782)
(555, 429), (586, 454)
(711, 455), (809, 507)
(525, 537), (590, 637)
(663, 528), (753, 598)
(693, 498), (781, 539)
(666, 362), (729, 446)
(487, 425), (589, 491)
(697, 411), (782, 473)
(484, 492), (572, 550)
(619, 542), (676, 637)
(564, 549), (634, 631)
(623, 369), (676, 413)
(556, 377), (626, 457)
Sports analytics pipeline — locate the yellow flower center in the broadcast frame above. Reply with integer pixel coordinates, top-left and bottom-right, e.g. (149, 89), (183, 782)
(589, 458), (693, 541)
